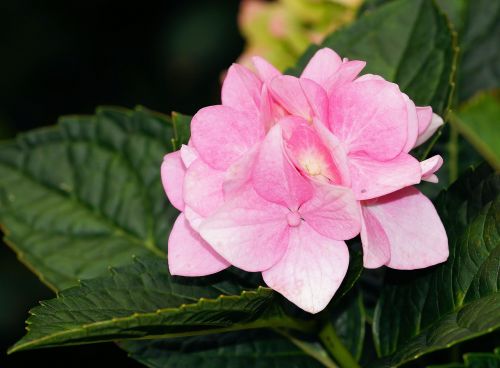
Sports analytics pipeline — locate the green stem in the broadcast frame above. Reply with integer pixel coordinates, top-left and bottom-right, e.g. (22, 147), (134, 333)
(319, 323), (360, 368)
(275, 328), (339, 368)
(448, 123), (459, 183)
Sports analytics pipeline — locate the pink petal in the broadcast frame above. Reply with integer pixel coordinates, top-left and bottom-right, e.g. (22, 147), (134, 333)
(180, 144), (198, 167)
(300, 183), (360, 240)
(191, 105), (264, 170)
(414, 113), (444, 147)
(252, 56), (281, 82)
(354, 74), (384, 82)
(360, 204), (391, 268)
(402, 94), (419, 153)
(364, 187), (448, 269)
(184, 206), (204, 232)
(416, 106), (433, 135)
(260, 84), (287, 132)
(199, 187), (290, 272)
(223, 147), (259, 198)
(348, 153), (421, 200)
(270, 76), (309, 118)
(221, 63), (262, 116)
(168, 214), (230, 276)
(421, 154), (443, 183)
(329, 79), (408, 161)
(312, 118), (351, 186)
(183, 159), (225, 218)
(424, 174), (439, 183)
(263, 222), (349, 313)
(252, 124), (313, 208)
(300, 78), (329, 123)
(300, 48), (342, 91)
(161, 151), (185, 211)
(269, 75), (327, 122)
(327, 60), (366, 93)
(281, 117), (342, 184)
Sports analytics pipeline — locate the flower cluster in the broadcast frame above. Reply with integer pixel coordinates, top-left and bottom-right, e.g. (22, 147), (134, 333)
(161, 48), (448, 313)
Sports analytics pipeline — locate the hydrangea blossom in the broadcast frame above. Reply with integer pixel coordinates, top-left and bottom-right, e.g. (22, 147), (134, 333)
(161, 47), (448, 313)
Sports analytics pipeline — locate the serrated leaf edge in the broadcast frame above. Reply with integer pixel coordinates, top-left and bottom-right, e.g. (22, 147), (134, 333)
(9, 278), (275, 354)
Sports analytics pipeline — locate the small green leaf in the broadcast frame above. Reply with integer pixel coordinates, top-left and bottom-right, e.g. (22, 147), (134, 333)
(9, 257), (312, 353)
(121, 331), (326, 368)
(291, 0), (457, 116)
(450, 92), (500, 171)
(0, 106), (183, 290)
(171, 112), (191, 151)
(372, 164), (500, 367)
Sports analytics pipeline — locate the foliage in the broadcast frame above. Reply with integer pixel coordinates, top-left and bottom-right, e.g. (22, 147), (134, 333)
(373, 164), (499, 367)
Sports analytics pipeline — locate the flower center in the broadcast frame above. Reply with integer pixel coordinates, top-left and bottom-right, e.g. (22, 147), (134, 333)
(287, 211), (302, 227)
(282, 122), (343, 184)
(298, 152), (326, 177)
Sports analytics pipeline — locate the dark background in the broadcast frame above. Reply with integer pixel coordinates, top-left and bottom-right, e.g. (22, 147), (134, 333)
(0, 1), (243, 366)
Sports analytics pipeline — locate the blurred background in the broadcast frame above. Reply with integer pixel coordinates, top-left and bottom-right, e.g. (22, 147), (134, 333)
(0, 1), (243, 366)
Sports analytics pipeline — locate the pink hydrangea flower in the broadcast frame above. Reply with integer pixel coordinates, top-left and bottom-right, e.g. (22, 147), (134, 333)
(161, 47), (448, 313)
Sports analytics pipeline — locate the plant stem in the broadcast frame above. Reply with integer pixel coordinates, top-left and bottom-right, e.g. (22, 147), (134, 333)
(275, 328), (339, 368)
(319, 323), (360, 368)
(448, 123), (459, 183)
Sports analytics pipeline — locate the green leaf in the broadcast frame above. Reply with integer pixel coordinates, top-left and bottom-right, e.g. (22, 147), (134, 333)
(291, 0), (457, 116)
(330, 289), (365, 361)
(121, 331), (327, 368)
(464, 352), (500, 368)
(372, 164), (500, 367)
(171, 111), (191, 151)
(417, 123), (483, 200)
(360, 0), (499, 103)
(454, 1), (500, 102)
(335, 246), (363, 301)
(317, 289), (365, 368)
(450, 92), (500, 171)
(0, 106), (188, 290)
(427, 349), (500, 368)
(9, 257), (314, 353)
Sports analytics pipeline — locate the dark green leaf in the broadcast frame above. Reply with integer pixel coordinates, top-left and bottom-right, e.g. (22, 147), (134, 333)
(427, 349), (500, 368)
(335, 246), (363, 301)
(372, 164), (500, 367)
(464, 352), (500, 368)
(455, 1), (500, 102)
(331, 289), (366, 361)
(417, 123), (483, 200)
(359, 0), (499, 103)
(291, 0), (457, 116)
(450, 92), (500, 171)
(434, 0), (467, 28)
(317, 288), (365, 367)
(0, 106), (186, 290)
(121, 330), (326, 368)
(9, 257), (307, 353)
